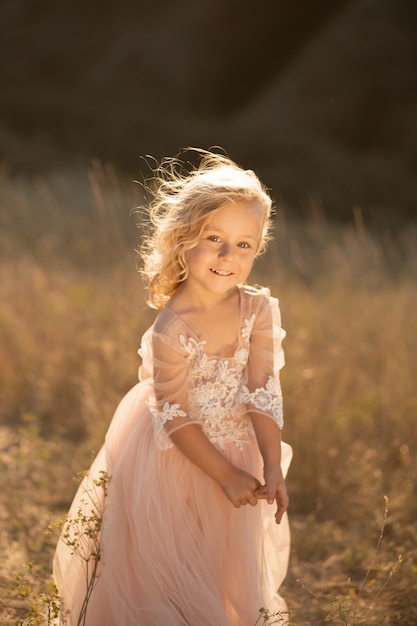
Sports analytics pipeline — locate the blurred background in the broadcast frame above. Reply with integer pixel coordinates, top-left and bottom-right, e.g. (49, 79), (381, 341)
(1, 0), (416, 224)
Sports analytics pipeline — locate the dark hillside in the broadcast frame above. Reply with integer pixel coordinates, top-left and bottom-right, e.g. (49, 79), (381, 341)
(0, 0), (416, 222)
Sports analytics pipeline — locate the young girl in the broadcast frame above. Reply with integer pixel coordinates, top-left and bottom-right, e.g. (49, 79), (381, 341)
(53, 149), (292, 626)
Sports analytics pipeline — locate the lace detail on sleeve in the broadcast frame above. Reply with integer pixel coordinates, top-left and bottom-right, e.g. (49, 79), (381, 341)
(241, 314), (256, 341)
(149, 400), (193, 450)
(239, 376), (283, 428)
(152, 401), (187, 426)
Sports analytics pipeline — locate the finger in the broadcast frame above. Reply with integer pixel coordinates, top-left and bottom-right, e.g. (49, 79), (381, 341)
(275, 504), (284, 523)
(248, 494), (258, 506)
(275, 506), (287, 524)
(255, 484), (267, 498)
(244, 471), (262, 489)
(266, 486), (276, 505)
(275, 496), (289, 524)
(263, 477), (278, 504)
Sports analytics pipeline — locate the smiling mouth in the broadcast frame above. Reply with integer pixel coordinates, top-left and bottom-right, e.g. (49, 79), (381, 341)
(210, 268), (233, 276)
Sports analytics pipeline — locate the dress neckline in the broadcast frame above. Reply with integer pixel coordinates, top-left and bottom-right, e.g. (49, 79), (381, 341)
(163, 286), (246, 359)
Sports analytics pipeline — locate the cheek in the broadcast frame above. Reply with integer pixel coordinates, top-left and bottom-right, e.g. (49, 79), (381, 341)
(241, 250), (256, 264)
(184, 245), (205, 266)
(241, 254), (257, 274)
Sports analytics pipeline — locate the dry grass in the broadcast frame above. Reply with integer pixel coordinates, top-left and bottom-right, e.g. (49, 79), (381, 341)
(0, 166), (416, 624)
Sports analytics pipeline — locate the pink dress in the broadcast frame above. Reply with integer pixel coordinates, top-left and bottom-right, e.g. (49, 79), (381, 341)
(53, 285), (292, 626)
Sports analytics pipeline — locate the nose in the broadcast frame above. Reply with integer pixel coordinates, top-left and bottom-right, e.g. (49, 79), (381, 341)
(218, 242), (234, 260)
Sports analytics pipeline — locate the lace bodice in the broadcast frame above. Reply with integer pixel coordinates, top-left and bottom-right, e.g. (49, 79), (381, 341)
(138, 285), (286, 450)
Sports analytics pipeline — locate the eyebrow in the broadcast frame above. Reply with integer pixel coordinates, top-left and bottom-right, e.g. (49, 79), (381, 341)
(204, 226), (259, 242)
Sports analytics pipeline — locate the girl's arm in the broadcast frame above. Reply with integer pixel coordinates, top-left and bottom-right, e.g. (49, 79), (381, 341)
(170, 424), (262, 508)
(245, 294), (289, 524)
(250, 412), (289, 524)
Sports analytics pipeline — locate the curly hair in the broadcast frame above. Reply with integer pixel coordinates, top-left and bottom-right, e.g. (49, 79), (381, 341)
(139, 148), (273, 309)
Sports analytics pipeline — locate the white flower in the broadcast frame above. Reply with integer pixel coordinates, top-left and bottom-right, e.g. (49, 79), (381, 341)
(251, 388), (272, 411)
(234, 346), (249, 366)
(241, 314), (255, 341)
(238, 376), (283, 428)
(150, 402), (187, 431)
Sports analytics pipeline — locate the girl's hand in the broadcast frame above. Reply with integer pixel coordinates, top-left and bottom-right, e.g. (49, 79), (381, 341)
(220, 467), (262, 508)
(255, 466), (289, 524)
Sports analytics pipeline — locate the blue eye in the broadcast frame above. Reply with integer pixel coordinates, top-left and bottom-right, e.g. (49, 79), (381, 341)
(208, 235), (220, 242)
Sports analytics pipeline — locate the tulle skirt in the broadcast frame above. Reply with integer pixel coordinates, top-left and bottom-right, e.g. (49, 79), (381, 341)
(53, 381), (292, 626)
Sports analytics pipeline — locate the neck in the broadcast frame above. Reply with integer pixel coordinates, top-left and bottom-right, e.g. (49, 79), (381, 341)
(171, 283), (239, 313)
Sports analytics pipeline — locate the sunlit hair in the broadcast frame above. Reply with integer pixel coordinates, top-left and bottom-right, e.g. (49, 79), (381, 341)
(139, 148), (273, 309)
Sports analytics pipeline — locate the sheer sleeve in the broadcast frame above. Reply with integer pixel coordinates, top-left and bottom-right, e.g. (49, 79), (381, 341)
(242, 295), (286, 428)
(147, 325), (201, 449)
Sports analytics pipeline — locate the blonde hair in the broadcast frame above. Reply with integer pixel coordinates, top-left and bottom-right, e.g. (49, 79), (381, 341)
(139, 148), (273, 309)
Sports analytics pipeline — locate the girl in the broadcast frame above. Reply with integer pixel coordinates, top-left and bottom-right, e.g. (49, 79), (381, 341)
(53, 149), (292, 626)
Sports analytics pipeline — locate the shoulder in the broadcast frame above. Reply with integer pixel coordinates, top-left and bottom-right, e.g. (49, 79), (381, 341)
(239, 283), (271, 298)
(239, 284), (282, 334)
(150, 307), (189, 355)
(239, 283), (278, 311)
(153, 306), (176, 335)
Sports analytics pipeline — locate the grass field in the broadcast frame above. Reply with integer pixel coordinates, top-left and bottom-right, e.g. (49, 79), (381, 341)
(1, 165), (416, 624)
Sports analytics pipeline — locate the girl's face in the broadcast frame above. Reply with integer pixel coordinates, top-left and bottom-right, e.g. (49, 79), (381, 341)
(184, 201), (263, 298)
